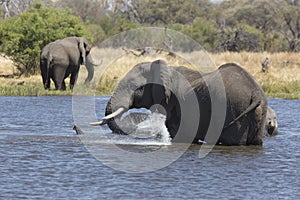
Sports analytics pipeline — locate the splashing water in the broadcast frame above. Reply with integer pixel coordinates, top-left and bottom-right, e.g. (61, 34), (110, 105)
(136, 112), (171, 143)
(119, 111), (172, 145)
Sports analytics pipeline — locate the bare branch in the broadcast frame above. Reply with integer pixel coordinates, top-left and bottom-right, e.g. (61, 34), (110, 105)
(0, 0), (32, 18)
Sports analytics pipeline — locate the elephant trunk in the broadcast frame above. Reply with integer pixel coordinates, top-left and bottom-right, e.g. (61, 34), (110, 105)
(84, 53), (102, 84)
(84, 60), (94, 84)
(104, 98), (128, 134)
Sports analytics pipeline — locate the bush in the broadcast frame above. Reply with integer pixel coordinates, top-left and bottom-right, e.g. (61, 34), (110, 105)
(0, 3), (89, 76)
(180, 17), (218, 52)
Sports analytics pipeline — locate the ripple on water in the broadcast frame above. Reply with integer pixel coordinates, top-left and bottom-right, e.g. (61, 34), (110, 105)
(0, 97), (299, 199)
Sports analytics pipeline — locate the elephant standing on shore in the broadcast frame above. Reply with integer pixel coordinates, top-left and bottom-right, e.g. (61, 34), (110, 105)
(91, 60), (268, 146)
(40, 37), (99, 90)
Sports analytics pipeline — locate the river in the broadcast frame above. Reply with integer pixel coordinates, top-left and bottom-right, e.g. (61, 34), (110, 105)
(0, 96), (299, 199)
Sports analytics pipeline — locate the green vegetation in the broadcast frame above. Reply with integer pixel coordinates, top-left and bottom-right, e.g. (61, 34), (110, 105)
(262, 82), (300, 100)
(0, 83), (71, 96)
(0, 2), (89, 76)
(0, 78), (78, 96)
(2, 75), (300, 99)
(2, 81), (300, 98)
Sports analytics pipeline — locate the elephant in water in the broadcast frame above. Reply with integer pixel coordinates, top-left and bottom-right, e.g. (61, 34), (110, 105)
(91, 60), (268, 146)
(40, 37), (101, 90)
(264, 106), (278, 137)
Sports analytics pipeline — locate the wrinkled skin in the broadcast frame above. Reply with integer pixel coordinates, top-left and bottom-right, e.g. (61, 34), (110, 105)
(264, 106), (278, 137)
(40, 37), (95, 90)
(96, 60), (268, 146)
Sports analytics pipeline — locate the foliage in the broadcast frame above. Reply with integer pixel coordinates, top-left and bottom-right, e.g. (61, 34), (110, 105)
(53, 0), (106, 23)
(107, 18), (141, 36)
(216, 24), (263, 52)
(181, 17), (218, 51)
(215, 0), (300, 52)
(0, 2), (88, 75)
(2, 0), (300, 77)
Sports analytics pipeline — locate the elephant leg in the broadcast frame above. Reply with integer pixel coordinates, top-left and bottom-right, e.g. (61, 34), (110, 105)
(44, 80), (50, 89)
(45, 70), (51, 89)
(52, 66), (67, 90)
(70, 68), (79, 89)
(61, 80), (66, 90)
(248, 105), (265, 145)
(40, 61), (50, 89)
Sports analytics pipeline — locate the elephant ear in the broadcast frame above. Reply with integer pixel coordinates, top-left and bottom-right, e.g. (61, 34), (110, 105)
(150, 60), (172, 105)
(83, 38), (91, 54)
(78, 37), (91, 64)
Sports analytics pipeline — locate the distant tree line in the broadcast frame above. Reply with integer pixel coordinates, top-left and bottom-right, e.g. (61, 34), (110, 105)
(1, 0), (300, 75)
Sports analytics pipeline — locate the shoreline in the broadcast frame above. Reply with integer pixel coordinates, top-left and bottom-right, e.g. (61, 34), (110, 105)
(1, 74), (299, 99)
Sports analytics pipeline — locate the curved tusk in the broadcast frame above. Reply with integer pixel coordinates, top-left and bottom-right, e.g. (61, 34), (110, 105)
(90, 107), (125, 126)
(103, 107), (125, 120)
(90, 120), (105, 126)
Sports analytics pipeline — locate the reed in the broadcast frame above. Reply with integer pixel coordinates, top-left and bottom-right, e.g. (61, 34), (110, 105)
(1, 50), (300, 98)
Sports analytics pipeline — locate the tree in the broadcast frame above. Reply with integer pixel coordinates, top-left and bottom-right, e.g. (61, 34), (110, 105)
(280, 0), (300, 51)
(0, 3), (89, 75)
(181, 17), (218, 51)
(54, 0), (107, 23)
(0, 0), (33, 18)
(0, 0), (53, 18)
(215, 0), (294, 52)
(217, 25), (262, 52)
(113, 0), (213, 25)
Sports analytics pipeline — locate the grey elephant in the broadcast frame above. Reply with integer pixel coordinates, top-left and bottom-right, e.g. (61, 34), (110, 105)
(40, 36), (99, 90)
(91, 60), (268, 146)
(264, 106), (278, 137)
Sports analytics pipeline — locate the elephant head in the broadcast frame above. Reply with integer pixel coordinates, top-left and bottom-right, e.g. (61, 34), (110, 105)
(63, 36), (91, 65)
(78, 37), (91, 65)
(100, 60), (175, 124)
(264, 106), (278, 137)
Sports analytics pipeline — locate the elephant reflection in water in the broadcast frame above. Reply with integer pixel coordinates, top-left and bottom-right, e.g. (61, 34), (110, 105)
(40, 37), (101, 90)
(91, 59), (269, 146)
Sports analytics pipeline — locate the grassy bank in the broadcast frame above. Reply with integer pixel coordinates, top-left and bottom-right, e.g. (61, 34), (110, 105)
(0, 83), (72, 96)
(212, 52), (300, 99)
(1, 51), (300, 99)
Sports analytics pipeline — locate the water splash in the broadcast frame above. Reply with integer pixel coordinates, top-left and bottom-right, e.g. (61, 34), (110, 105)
(135, 112), (171, 144)
(117, 111), (171, 145)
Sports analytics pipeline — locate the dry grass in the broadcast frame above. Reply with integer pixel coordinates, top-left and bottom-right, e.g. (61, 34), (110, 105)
(212, 51), (300, 82)
(211, 52), (300, 99)
(92, 49), (300, 98)
(1, 50), (300, 98)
